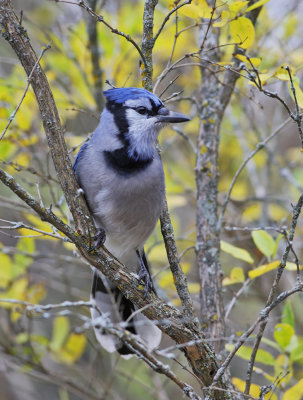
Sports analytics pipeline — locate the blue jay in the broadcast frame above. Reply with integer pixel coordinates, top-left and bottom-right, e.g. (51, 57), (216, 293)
(74, 87), (189, 356)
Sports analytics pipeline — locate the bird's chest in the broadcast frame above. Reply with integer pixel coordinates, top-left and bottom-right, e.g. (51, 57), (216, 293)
(93, 160), (165, 253)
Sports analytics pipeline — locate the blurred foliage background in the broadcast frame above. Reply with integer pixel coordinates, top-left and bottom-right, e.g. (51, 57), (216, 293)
(1, 0), (303, 399)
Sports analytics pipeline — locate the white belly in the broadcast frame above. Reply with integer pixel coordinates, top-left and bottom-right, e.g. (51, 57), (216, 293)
(92, 160), (165, 259)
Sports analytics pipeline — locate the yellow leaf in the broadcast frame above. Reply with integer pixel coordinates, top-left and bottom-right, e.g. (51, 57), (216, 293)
(290, 81), (303, 108)
(223, 267), (245, 286)
(148, 243), (168, 264)
(60, 333), (87, 364)
(233, 377), (277, 399)
(26, 283), (46, 305)
(245, 0), (270, 13)
(213, 10), (230, 27)
(283, 379), (303, 400)
(234, 53), (261, 67)
(6, 153), (30, 174)
(187, 282), (200, 293)
(229, 1), (248, 16)
(269, 204), (287, 221)
(63, 241), (75, 252)
(257, 72), (272, 85)
(0, 253), (12, 288)
(274, 323), (294, 350)
(284, 13), (299, 39)
(286, 261), (303, 271)
(0, 277), (28, 321)
(221, 240), (254, 264)
(274, 65), (291, 81)
(51, 316), (70, 352)
(226, 344), (275, 365)
(179, 0), (213, 19)
(23, 213), (53, 233)
(243, 203), (261, 221)
(0, 277), (28, 306)
(230, 17), (255, 49)
(248, 260), (280, 279)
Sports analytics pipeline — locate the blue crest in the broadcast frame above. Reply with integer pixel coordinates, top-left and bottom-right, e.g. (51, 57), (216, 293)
(103, 87), (163, 107)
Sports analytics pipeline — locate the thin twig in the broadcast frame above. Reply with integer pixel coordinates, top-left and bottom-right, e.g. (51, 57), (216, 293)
(0, 299), (93, 312)
(217, 116), (292, 231)
(0, 45), (50, 141)
(211, 283), (303, 388)
(153, 0), (192, 43)
(51, 0), (147, 68)
(83, 316), (203, 400)
(284, 65), (303, 148)
(244, 193), (303, 394)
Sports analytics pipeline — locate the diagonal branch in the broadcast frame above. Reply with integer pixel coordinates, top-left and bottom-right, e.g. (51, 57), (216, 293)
(50, 0), (147, 69)
(0, 167), (224, 392)
(0, 0), (94, 238)
(0, 1), (226, 396)
(142, 0), (198, 328)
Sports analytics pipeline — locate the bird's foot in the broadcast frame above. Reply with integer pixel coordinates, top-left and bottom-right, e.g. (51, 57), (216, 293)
(138, 264), (153, 299)
(89, 228), (106, 252)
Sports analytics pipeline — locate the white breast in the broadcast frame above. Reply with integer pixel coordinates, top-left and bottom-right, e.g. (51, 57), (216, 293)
(91, 156), (165, 260)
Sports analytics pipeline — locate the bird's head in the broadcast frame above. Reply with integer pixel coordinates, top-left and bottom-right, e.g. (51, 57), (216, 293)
(103, 87), (190, 160)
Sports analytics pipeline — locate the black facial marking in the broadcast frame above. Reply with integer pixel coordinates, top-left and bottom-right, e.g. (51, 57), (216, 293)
(104, 148), (153, 174)
(149, 98), (161, 116)
(106, 100), (129, 146)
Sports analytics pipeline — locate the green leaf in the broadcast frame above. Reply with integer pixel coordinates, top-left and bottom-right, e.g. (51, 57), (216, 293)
(13, 237), (35, 278)
(221, 240), (254, 264)
(283, 378), (303, 400)
(274, 323), (295, 350)
(261, 337), (281, 351)
(225, 344), (275, 365)
(50, 316), (70, 352)
(251, 230), (275, 260)
(230, 17), (255, 49)
(291, 342), (303, 362)
(282, 301), (295, 328)
(275, 354), (292, 385)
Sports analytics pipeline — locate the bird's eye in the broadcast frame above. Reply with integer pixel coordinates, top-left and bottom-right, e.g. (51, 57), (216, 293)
(136, 106), (148, 115)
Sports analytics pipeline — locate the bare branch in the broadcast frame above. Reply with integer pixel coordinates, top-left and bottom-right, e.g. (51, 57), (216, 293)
(0, 0), (94, 237)
(217, 116), (292, 230)
(50, 0), (147, 68)
(0, 44), (50, 141)
(244, 193), (303, 394)
(153, 0), (192, 43)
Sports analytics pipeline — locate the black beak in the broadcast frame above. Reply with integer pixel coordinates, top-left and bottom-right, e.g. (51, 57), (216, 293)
(156, 108), (190, 123)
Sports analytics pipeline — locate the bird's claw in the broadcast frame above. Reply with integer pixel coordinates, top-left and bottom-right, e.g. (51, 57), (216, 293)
(138, 266), (153, 299)
(89, 228), (106, 252)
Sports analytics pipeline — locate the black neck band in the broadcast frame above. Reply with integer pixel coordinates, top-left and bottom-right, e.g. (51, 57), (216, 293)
(104, 148), (153, 174)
